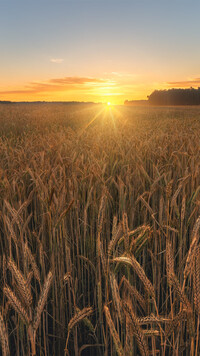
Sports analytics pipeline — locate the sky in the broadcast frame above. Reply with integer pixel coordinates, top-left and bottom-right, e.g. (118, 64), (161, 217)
(1, 0), (200, 104)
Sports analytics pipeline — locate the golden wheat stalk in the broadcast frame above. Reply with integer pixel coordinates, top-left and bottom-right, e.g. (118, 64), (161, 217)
(108, 222), (122, 257)
(193, 245), (200, 315)
(75, 307), (95, 334)
(4, 286), (30, 325)
(65, 307), (93, 352)
(123, 301), (149, 356)
(122, 213), (129, 251)
(181, 194), (186, 222)
(99, 240), (107, 274)
(121, 276), (146, 311)
(125, 318), (133, 356)
(0, 311), (10, 356)
(170, 273), (192, 312)
(143, 330), (160, 337)
(97, 195), (106, 235)
(165, 310), (187, 337)
(33, 271), (53, 332)
(112, 216), (118, 236)
(113, 255), (155, 298)
(7, 258), (32, 308)
(171, 183), (183, 207)
(109, 272), (123, 322)
(165, 239), (174, 285)
(184, 215), (200, 280)
(184, 237), (198, 281)
(96, 195), (106, 260)
(68, 307), (93, 332)
(24, 243), (41, 284)
(104, 305), (124, 356)
(138, 315), (170, 325)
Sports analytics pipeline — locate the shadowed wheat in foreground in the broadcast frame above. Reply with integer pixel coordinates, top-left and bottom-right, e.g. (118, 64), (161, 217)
(0, 104), (200, 355)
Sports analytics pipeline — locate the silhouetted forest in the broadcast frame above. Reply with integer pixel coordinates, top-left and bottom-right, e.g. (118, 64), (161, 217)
(148, 87), (200, 105)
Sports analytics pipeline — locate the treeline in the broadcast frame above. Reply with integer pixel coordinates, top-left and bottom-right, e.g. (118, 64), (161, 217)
(148, 87), (200, 105)
(124, 100), (148, 106)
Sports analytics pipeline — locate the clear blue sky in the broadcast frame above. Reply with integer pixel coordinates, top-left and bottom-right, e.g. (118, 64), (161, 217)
(1, 0), (200, 103)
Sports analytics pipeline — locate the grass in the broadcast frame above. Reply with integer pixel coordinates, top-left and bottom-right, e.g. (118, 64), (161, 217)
(0, 103), (200, 355)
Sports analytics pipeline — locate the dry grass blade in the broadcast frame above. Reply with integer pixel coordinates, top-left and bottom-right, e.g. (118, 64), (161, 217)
(4, 286), (30, 325)
(0, 311), (10, 356)
(113, 255), (155, 298)
(104, 305), (124, 356)
(33, 271), (53, 332)
(123, 301), (149, 356)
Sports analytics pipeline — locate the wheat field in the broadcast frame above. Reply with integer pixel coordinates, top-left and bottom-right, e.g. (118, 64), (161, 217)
(0, 103), (200, 356)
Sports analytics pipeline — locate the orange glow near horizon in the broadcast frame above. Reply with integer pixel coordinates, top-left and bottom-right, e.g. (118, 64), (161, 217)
(1, 74), (200, 105)
(0, 76), (163, 104)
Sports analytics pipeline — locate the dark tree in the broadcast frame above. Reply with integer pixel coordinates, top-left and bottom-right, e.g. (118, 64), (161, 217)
(148, 87), (200, 106)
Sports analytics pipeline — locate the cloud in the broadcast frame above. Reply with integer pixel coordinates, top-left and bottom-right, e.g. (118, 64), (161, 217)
(50, 58), (64, 63)
(168, 78), (200, 88)
(49, 77), (105, 85)
(0, 76), (112, 95)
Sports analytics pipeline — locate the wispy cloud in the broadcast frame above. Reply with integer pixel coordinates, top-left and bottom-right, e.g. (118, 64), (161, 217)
(0, 76), (113, 95)
(50, 58), (64, 64)
(168, 78), (200, 88)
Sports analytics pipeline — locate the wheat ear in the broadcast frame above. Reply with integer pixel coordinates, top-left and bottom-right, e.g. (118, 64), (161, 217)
(65, 307), (93, 352)
(122, 276), (146, 311)
(166, 239), (174, 285)
(7, 258), (32, 307)
(109, 272), (123, 322)
(193, 245), (200, 314)
(184, 215), (200, 280)
(113, 255), (155, 298)
(33, 271), (53, 332)
(104, 305), (124, 356)
(0, 311), (10, 356)
(25, 243), (41, 284)
(4, 286), (30, 325)
(122, 213), (129, 251)
(123, 301), (149, 356)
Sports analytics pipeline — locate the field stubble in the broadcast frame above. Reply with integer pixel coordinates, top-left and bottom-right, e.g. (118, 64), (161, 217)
(0, 103), (200, 355)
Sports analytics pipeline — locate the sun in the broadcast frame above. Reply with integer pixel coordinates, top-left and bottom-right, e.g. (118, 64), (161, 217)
(107, 102), (111, 106)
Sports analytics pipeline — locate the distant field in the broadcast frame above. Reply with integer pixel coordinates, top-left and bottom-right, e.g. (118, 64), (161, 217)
(0, 103), (200, 356)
